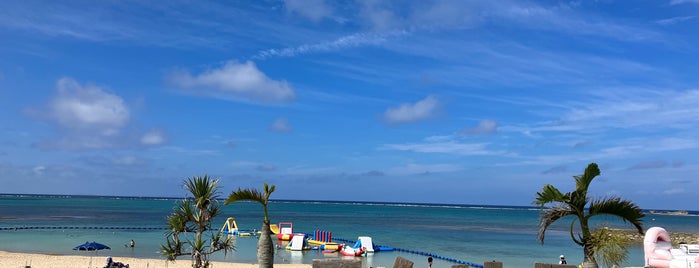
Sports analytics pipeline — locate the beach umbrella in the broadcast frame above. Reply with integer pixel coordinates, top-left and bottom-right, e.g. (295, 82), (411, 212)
(73, 241), (111, 251)
(73, 241), (110, 268)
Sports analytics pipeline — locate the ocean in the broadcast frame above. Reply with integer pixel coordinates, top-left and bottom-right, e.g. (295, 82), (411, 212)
(1, 195), (697, 268)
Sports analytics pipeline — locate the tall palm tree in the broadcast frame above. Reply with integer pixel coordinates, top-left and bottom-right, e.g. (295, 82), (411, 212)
(534, 163), (644, 268)
(161, 175), (235, 268)
(225, 183), (276, 268)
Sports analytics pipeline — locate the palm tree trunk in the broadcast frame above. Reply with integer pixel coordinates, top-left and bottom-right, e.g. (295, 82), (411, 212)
(258, 221), (274, 268)
(583, 242), (598, 268)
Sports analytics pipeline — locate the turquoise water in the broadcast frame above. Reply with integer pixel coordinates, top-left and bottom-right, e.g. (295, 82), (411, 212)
(1, 195), (698, 268)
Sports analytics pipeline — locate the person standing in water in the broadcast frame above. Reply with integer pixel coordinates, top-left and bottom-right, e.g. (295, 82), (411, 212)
(129, 239), (135, 248)
(428, 256), (433, 268)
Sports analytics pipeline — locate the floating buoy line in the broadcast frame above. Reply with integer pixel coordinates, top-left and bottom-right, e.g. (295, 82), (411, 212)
(1, 227), (482, 268)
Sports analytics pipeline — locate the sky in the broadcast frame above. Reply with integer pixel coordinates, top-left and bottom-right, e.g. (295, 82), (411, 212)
(1, 0), (699, 210)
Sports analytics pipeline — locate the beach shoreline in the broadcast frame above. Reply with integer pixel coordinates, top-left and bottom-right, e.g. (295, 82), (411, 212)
(0, 250), (311, 268)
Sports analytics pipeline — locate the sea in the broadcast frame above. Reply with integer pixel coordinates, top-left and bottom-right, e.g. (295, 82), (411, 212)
(1, 195), (698, 268)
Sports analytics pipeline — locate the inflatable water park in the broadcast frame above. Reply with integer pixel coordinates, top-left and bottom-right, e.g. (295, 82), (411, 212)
(218, 218), (484, 268)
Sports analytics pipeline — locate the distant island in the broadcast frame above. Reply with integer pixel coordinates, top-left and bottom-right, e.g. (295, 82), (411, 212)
(648, 210), (689, 216)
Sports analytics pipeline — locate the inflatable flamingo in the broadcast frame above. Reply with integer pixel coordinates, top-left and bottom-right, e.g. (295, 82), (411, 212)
(644, 227), (699, 268)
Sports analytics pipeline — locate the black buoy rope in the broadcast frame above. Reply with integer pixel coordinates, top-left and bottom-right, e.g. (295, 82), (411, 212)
(2, 227), (482, 268)
(0, 226), (168, 231)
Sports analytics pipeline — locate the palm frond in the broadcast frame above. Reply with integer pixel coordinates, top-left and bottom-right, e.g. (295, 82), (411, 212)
(573, 163), (600, 197)
(264, 183), (276, 202)
(537, 205), (575, 243)
(184, 175), (220, 209)
(534, 184), (566, 207)
(588, 197), (645, 234)
(225, 188), (266, 205)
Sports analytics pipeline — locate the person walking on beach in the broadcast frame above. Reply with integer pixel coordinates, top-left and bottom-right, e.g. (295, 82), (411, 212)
(428, 256), (433, 268)
(559, 255), (567, 264)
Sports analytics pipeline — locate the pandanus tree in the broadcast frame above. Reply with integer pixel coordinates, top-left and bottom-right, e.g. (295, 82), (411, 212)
(161, 175), (235, 268)
(534, 163), (645, 268)
(225, 183), (276, 268)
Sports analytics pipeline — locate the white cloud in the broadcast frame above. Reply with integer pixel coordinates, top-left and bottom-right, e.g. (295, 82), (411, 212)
(169, 61), (296, 104)
(29, 77), (166, 150)
(49, 77), (129, 136)
(32, 166), (46, 176)
(284, 0), (333, 22)
(141, 130), (166, 145)
(383, 95), (441, 124)
(459, 119), (498, 136)
(270, 117), (293, 133)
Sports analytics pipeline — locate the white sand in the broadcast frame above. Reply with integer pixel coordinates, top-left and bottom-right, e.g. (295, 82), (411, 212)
(0, 250), (311, 268)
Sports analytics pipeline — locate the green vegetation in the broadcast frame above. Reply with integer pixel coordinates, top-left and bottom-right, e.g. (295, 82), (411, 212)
(590, 226), (631, 267)
(534, 163), (645, 268)
(225, 183), (276, 268)
(161, 175), (235, 268)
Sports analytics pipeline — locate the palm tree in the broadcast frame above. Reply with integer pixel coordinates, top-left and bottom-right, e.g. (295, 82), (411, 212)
(225, 183), (276, 268)
(534, 163), (644, 268)
(161, 175), (235, 268)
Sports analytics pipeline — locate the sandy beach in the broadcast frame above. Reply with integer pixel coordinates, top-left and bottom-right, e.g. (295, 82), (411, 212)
(0, 251), (311, 268)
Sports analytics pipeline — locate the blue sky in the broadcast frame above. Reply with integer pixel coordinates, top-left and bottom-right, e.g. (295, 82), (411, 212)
(1, 0), (699, 210)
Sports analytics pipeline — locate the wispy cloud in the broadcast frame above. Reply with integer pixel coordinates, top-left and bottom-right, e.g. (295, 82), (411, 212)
(627, 160), (668, 170)
(385, 163), (462, 176)
(0, 1), (292, 49)
(231, 161), (278, 172)
(284, 0), (334, 22)
(168, 61), (296, 104)
(269, 118), (293, 133)
(141, 130), (167, 146)
(560, 90), (699, 131)
(493, 2), (660, 42)
(669, 0), (699, 5)
(254, 30), (408, 60)
(459, 120), (498, 136)
(655, 16), (697, 26)
(541, 165), (567, 174)
(382, 95), (442, 124)
(382, 140), (504, 156)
